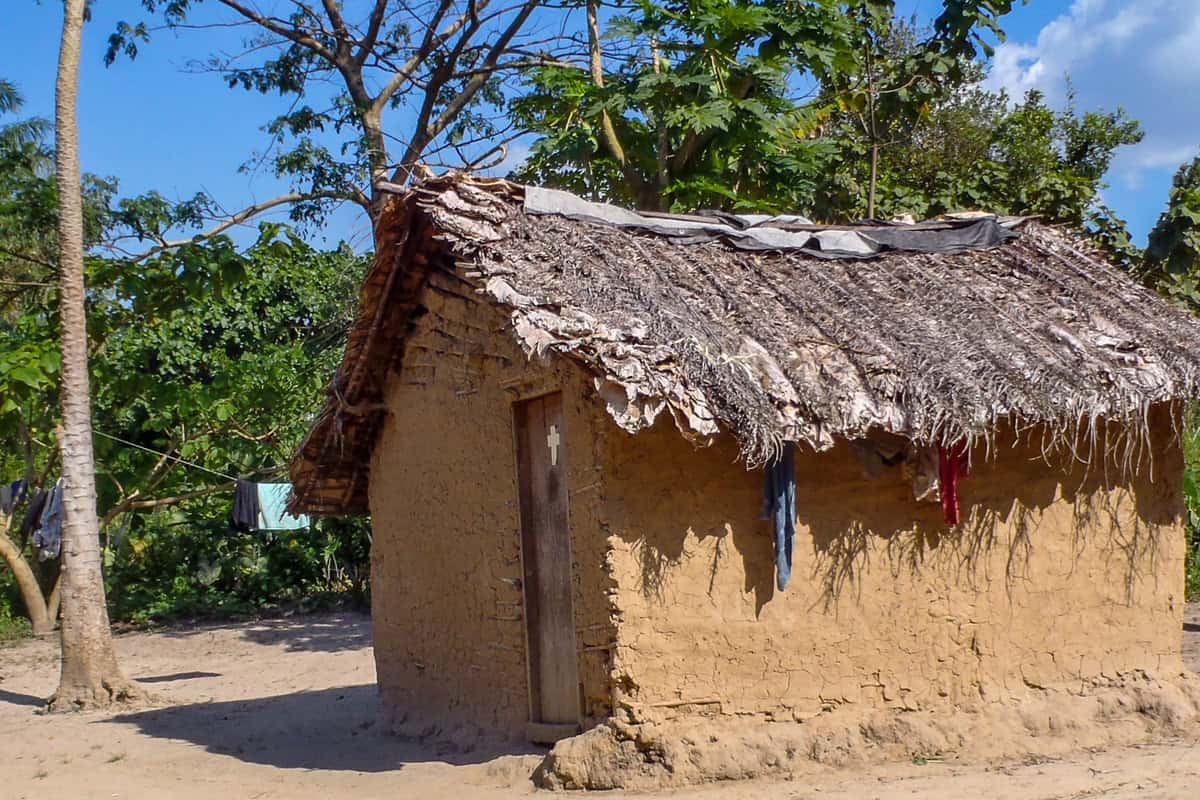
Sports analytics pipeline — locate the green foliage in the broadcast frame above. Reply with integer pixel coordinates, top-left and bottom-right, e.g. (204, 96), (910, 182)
(1145, 156), (1200, 313)
(2, 227), (373, 625)
(87, 230), (367, 515)
(815, 87), (1143, 224)
(0, 561), (33, 644)
(0, 80), (117, 329)
(514, 1), (1021, 214)
(1184, 410), (1200, 600)
(106, 512), (370, 624)
(0, 600), (33, 645)
(1086, 204), (1142, 271)
(0, 77), (374, 627)
(513, 1), (1143, 256)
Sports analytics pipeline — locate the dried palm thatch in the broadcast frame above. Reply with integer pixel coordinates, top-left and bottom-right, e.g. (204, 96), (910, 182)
(289, 174), (1200, 514)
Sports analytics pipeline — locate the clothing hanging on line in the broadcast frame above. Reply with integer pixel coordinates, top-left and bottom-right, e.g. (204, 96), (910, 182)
(19, 488), (49, 540)
(32, 478), (64, 561)
(937, 443), (968, 525)
(95, 431), (310, 534)
(762, 442), (796, 591)
(255, 483), (310, 531)
(230, 480), (310, 532)
(0, 479), (26, 514)
(230, 479), (260, 533)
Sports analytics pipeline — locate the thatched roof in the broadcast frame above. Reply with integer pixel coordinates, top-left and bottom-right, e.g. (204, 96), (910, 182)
(289, 175), (1200, 514)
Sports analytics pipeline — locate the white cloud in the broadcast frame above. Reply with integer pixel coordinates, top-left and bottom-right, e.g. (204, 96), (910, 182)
(985, 0), (1200, 189)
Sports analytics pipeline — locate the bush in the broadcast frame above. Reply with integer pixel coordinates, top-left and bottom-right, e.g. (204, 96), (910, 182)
(1184, 412), (1200, 600)
(105, 508), (371, 625)
(1188, 524), (1200, 601)
(0, 574), (32, 644)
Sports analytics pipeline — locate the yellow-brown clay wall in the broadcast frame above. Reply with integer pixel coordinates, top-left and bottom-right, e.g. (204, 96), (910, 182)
(368, 275), (615, 736)
(368, 272), (1187, 733)
(601, 415), (1187, 720)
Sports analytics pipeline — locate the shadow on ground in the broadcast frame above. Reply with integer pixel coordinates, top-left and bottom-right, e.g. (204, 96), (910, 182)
(152, 612), (372, 654)
(0, 688), (43, 708)
(109, 684), (544, 772)
(135, 671), (222, 684)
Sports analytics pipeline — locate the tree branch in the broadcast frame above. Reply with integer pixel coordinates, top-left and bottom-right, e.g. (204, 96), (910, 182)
(370, 0), (483, 117)
(671, 74), (755, 175)
(0, 530), (52, 635)
(413, 1), (540, 162)
(320, 0), (351, 52)
(0, 245), (57, 273)
(214, 0), (338, 62)
(128, 189), (355, 262)
(586, 0), (640, 196)
(124, 483), (235, 511)
(355, 0), (390, 67)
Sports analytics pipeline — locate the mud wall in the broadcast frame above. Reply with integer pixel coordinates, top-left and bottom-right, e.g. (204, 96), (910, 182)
(368, 270), (616, 737)
(368, 265), (1188, 733)
(600, 415), (1188, 721)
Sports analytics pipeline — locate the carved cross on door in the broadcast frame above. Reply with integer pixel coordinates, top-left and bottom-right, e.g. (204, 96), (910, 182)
(546, 424), (561, 466)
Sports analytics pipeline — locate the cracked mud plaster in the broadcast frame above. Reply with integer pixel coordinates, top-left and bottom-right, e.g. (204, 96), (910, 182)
(366, 268), (1187, 741)
(368, 274), (617, 738)
(600, 408), (1187, 724)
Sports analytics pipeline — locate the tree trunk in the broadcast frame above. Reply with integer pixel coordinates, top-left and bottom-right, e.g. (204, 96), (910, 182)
(868, 140), (879, 220)
(0, 530), (53, 636)
(361, 106), (389, 218)
(48, 0), (140, 712)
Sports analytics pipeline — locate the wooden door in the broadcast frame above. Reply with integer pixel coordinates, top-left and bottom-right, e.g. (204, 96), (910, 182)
(514, 392), (580, 742)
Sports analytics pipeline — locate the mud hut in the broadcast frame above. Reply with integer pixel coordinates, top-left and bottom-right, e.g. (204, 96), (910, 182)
(289, 175), (1200, 755)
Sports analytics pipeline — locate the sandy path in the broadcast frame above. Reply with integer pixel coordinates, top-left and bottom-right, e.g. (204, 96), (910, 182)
(0, 605), (1197, 800)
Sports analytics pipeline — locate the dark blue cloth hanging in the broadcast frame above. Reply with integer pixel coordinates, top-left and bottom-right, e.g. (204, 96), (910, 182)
(230, 479), (261, 533)
(0, 479), (26, 514)
(762, 442), (796, 591)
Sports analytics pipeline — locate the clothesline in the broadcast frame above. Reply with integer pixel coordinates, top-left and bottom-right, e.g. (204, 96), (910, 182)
(93, 430), (241, 482)
(93, 430), (303, 530)
(14, 431), (308, 534)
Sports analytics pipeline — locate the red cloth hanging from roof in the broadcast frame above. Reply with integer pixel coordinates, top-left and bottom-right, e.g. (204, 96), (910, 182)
(938, 442), (968, 525)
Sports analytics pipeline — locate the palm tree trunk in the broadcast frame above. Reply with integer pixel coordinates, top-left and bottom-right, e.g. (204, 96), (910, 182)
(47, 0), (139, 711)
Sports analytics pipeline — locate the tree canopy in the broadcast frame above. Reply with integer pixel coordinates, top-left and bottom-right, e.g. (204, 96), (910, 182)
(0, 78), (370, 629)
(512, 1), (1021, 212)
(512, 3), (1142, 235)
(108, 0), (563, 222)
(5, 2), (1200, 636)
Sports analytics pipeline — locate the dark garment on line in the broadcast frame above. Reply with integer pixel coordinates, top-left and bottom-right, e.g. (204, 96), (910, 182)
(230, 479), (260, 533)
(762, 442), (796, 591)
(20, 489), (49, 539)
(0, 479), (26, 514)
(32, 478), (63, 561)
(938, 443), (968, 525)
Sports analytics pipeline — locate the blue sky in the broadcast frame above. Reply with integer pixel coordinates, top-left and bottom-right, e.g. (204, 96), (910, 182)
(2, 1), (1196, 247)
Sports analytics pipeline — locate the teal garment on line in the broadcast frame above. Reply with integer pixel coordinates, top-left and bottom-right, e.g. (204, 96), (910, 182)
(256, 483), (310, 531)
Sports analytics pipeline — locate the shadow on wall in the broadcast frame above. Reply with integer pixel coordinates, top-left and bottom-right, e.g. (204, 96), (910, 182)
(629, 499), (781, 617)
(616, 416), (1181, 617)
(800, 426), (1180, 611)
(110, 684), (543, 771)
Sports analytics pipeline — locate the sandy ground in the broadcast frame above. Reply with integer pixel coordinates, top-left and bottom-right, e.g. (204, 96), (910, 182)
(0, 605), (1197, 800)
